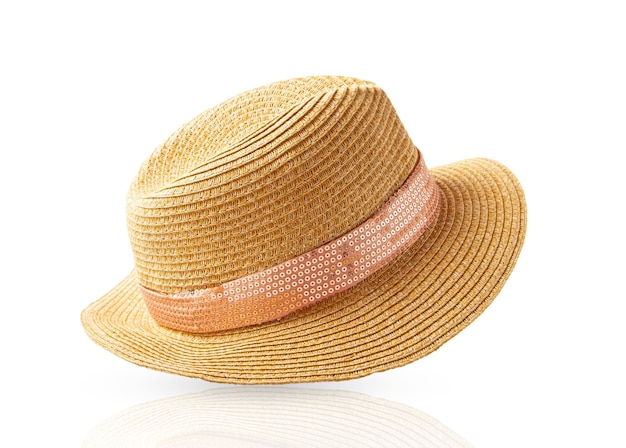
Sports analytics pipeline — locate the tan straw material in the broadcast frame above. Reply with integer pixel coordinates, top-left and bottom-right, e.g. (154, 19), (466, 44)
(83, 387), (473, 447)
(138, 151), (440, 333)
(81, 76), (526, 384)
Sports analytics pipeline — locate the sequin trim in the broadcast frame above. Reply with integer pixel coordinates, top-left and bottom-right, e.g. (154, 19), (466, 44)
(140, 150), (440, 333)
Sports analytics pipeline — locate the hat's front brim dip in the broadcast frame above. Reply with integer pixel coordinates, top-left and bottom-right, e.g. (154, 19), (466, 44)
(81, 158), (526, 384)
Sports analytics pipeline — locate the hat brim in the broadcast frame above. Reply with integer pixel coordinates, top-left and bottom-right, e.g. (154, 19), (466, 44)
(81, 158), (526, 384)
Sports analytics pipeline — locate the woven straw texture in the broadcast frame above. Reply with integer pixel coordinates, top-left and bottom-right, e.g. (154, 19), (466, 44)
(81, 76), (526, 383)
(127, 76), (416, 294)
(83, 387), (473, 447)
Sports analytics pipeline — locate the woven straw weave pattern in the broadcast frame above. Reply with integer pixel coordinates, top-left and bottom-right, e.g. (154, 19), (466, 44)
(81, 74), (527, 384)
(127, 76), (417, 293)
(83, 157), (526, 383)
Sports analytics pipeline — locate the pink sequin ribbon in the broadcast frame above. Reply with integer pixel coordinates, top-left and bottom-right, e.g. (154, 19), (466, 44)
(140, 150), (440, 333)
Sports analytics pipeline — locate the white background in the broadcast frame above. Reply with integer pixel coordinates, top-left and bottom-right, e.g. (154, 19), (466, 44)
(1, 1), (624, 446)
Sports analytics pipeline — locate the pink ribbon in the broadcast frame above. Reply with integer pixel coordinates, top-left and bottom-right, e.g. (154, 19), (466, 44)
(140, 150), (440, 333)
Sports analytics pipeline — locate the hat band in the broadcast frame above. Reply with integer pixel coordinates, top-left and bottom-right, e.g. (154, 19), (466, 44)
(139, 150), (440, 333)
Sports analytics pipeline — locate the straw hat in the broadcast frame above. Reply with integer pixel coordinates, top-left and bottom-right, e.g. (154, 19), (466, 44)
(81, 76), (526, 384)
(83, 387), (473, 447)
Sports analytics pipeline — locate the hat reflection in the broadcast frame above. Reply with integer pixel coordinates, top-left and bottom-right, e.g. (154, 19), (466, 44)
(83, 388), (472, 447)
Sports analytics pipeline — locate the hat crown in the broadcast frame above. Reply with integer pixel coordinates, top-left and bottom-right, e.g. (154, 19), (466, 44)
(127, 76), (417, 293)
